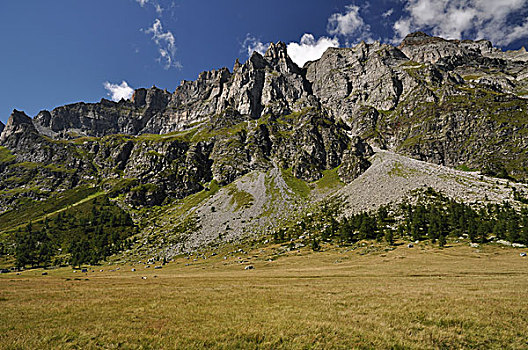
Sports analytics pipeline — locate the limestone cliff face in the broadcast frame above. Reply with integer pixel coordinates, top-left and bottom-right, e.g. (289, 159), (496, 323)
(32, 88), (172, 139)
(1, 32), (528, 211)
(0, 105), (370, 209)
(305, 33), (528, 179)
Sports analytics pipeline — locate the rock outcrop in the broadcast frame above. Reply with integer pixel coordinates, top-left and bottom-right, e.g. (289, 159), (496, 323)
(305, 32), (528, 179)
(1, 31), (528, 214)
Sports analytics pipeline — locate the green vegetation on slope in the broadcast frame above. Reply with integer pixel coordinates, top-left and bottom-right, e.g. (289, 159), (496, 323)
(227, 185), (254, 211)
(169, 180), (220, 218)
(272, 188), (528, 248)
(0, 146), (16, 164)
(7, 195), (136, 268)
(0, 186), (100, 232)
(314, 167), (343, 190)
(281, 168), (311, 198)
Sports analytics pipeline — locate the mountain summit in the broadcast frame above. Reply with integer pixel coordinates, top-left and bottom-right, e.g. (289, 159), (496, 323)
(1, 32), (527, 258)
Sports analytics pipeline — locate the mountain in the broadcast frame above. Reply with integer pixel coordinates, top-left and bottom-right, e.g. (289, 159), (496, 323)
(1, 32), (528, 264)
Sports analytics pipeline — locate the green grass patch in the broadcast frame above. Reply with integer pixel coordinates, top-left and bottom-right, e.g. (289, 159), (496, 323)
(388, 161), (419, 178)
(314, 168), (343, 190)
(462, 74), (482, 81)
(190, 120), (248, 143)
(136, 129), (198, 143)
(170, 180), (220, 218)
(226, 186), (254, 211)
(0, 146), (16, 164)
(281, 168), (311, 198)
(397, 134), (422, 149)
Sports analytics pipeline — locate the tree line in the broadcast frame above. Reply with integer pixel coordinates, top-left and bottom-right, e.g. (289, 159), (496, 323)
(272, 188), (528, 249)
(12, 196), (136, 269)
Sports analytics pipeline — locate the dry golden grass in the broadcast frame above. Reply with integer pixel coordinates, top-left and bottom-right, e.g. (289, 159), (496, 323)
(1, 242), (527, 349)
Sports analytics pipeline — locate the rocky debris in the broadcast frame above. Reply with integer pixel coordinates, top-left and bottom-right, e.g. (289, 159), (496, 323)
(497, 240), (513, 247)
(338, 148), (528, 216)
(244, 265), (254, 270)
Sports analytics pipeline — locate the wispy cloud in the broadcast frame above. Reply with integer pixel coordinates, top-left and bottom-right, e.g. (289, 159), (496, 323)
(134, 0), (170, 17)
(382, 9), (394, 18)
(242, 34), (269, 57)
(154, 3), (163, 16)
(103, 81), (135, 101)
(327, 5), (372, 43)
(392, 0), (528, 46)
(144, 19), (182, 69)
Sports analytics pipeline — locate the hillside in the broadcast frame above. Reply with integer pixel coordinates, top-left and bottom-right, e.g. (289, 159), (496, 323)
(1, 32), (528, 266)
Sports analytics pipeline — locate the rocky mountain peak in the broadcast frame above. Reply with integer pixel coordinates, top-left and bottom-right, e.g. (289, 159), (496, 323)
(233, 58), (242, 72)
(0, 121), (4, 134)
(0, 109), (36, 144)
(399, 31), (439, 47)
(264, 41), (288, 60)
(7, 109), (32, 124)
(263, 41), (301, 74)
(131, 86), (171, 109)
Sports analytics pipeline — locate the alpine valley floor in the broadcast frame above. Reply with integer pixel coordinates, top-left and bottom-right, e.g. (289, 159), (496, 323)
(1, 241), (527, 349)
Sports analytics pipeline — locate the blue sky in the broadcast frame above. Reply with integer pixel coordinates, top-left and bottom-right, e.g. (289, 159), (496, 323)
(1, 0), (527, 124)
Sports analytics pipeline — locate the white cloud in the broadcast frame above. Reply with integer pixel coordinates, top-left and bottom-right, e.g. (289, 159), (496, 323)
(500, 18), (528, 45)
(135, 0), (164, 15)
(242, 35), (269, 57)
(241, 33), (339, 67)
(144, 18), (181, 69)
(382, 9), (394, 18)
(287, 34), (340, 67)
(393, 0), (528, 46)
(104, 81), (135, 101)
(154, 3), (163, 16)
(327, 4), (372, 41)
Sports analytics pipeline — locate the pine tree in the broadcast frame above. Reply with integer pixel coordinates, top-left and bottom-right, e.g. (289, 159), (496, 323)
(411, 224), (420, 242)
(311, 237), (321, 251)
(438, 234), (446, 247)
(15, 231), (36, 269)
(384, 229), (394, 246)
(521, 226), (528, 246)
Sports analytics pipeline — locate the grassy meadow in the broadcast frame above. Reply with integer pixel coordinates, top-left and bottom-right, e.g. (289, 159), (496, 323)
(0, 242), (527, 349)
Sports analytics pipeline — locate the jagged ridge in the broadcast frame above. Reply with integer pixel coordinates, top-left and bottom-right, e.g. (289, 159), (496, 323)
(1, 32), (528, 260)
